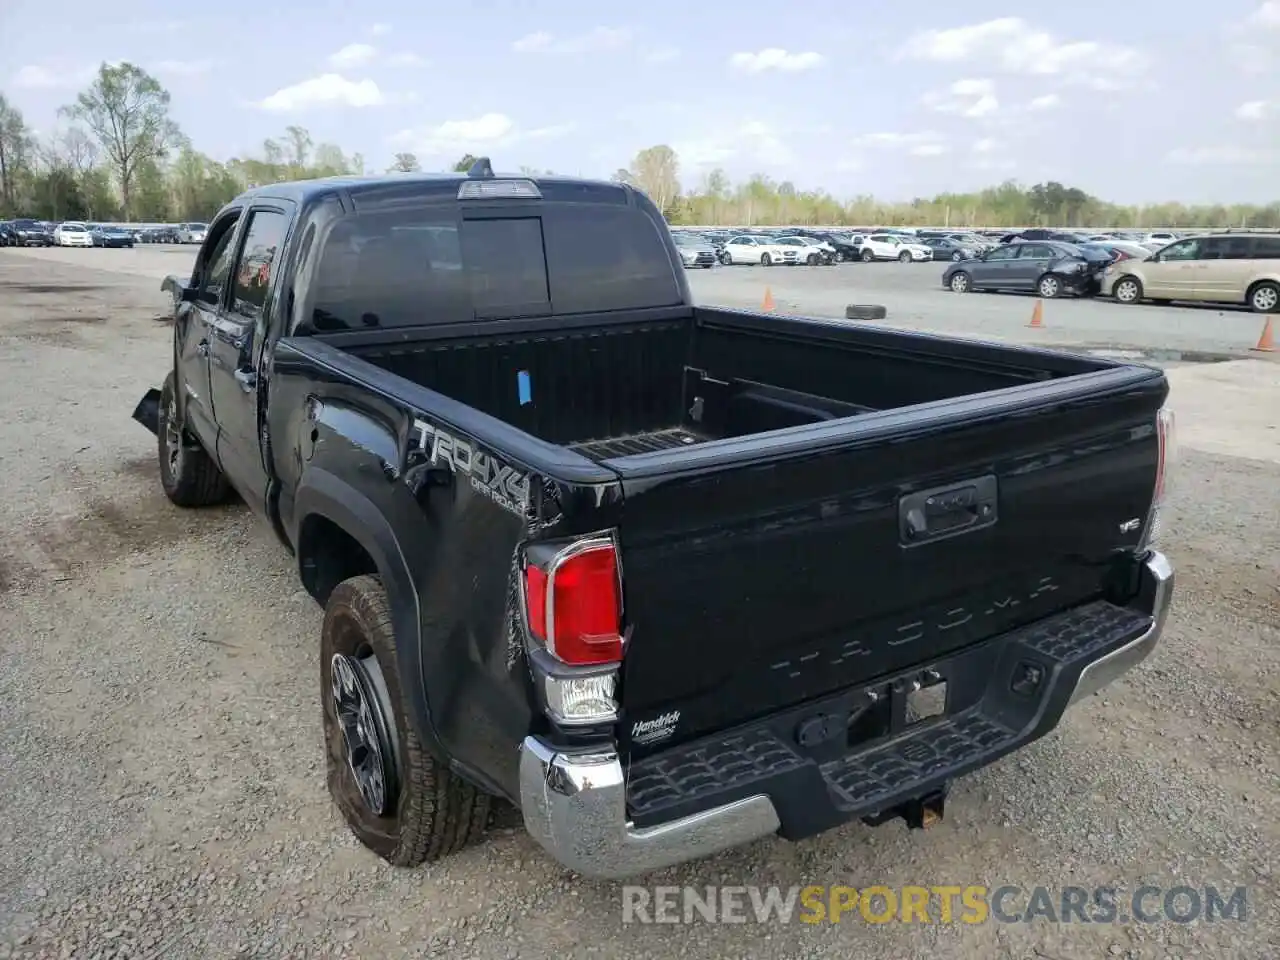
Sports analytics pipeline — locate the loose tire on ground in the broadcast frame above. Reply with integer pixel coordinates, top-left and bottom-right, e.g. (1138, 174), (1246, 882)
(158, 371), (230, 507)
(321, 575), (490, 867)
(845, 304), (888, 321)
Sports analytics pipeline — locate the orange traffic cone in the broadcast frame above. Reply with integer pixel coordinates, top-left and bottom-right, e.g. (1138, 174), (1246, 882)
(762, 287), (776, 312)
(1027, 299), (1044, 328)
(1252, 316), (1275, 353)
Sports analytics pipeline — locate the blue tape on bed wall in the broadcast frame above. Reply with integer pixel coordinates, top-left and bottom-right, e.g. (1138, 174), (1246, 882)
(517, 370), (532, 406)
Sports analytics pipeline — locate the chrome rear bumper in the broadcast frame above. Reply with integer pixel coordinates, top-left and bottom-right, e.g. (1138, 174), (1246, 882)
(520, 550), (1173, 878)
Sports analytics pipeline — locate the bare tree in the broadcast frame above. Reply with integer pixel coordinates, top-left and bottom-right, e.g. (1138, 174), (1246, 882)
(58, 126), (98, 177)
(627, 145), (679, 216)
(389, 152), (421, 172)
(61, 62), (179, 218)
(284, 125), (313, 173)
(0, 94), (33, 212)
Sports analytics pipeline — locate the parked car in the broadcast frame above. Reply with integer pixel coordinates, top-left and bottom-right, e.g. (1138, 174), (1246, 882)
(177, 222), (209, 244)
(1079, 241), (1153, 264)
(8, 219), (55, 246)
(129, 163), (1175, 880)
(920, 237), (980, 262)
(859, 234), (933, 263)
(942, 240), (1110, 298)
(54, 222), (94, 247)
(1101, 232), (1280, 312)
(671, 232), (718, 268)
(722, 233), (803, 266)
(91, 225), (137, 248)
(773, 235), (835, 265)
(0, 222), (16, 247)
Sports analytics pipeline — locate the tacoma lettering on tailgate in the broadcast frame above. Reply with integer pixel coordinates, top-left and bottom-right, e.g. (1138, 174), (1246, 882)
(411, 417), (531, 517)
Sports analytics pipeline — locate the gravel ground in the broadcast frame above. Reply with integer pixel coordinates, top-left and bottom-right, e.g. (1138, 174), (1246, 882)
(0, 250), (1277, 960)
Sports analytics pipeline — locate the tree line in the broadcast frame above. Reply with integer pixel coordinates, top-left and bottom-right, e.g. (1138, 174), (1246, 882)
(1, 64), (1277, 229)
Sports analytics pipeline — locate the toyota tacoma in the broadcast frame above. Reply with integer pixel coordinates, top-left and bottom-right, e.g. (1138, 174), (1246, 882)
(132, 160), (1176, 880)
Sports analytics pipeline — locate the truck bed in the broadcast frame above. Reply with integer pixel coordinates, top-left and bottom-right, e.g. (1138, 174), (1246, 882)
(341, 306), (1097, 461)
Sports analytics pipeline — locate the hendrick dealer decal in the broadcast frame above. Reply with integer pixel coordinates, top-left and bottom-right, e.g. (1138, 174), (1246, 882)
(410, 417), (531, 517)
(632, 710), (681, 745)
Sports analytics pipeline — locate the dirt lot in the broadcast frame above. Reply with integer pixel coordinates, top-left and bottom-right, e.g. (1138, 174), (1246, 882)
(0, 249), (1277, 960)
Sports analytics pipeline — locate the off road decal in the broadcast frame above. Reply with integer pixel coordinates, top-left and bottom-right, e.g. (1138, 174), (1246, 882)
(411, 418), (531, 517)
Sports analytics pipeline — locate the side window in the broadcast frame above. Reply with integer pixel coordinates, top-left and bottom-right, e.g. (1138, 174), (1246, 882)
(1202, 236), (1255, 260)
(231, 210), (289, 319)
(986, 246), (1018, 261)
(1158, 238), (1202, 261)
(1017, 244), (1052, 258)
(1253, 236), (1280, 259)
(198, 216), (241, 303)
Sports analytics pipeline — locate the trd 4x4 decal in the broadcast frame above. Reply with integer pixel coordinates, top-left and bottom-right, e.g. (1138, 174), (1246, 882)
(410, 417), (531, 517)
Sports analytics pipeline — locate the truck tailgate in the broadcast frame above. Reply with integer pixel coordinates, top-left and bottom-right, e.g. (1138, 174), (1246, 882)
(610, 367), (1167, 752)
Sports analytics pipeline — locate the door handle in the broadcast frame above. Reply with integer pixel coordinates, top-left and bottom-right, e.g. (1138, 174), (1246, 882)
(196, 340), (209, 357)
(234, 368), (257, 392)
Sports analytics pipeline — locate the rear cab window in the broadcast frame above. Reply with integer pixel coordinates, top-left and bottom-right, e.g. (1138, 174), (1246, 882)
(305, 194), (681, 331)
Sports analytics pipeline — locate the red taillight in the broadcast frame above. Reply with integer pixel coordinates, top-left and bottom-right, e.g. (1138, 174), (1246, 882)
(523, 538), (623, 666)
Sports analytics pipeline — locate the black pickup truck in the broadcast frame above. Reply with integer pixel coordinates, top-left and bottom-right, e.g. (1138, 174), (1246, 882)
(133, 161), (1175, 880)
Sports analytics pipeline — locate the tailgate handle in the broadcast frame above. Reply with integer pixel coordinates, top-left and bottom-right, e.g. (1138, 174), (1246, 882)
(899, 475), (998, 546)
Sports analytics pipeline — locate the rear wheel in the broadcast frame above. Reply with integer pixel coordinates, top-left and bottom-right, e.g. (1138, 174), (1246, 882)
(861, 249), (874, 262)
(157, 372), (230, 507)
(1037, 274), (1063, 299)
(1248, 281), (1279, 313)
(322, 575), (490, 867)
(1113, 276), (1143, 304)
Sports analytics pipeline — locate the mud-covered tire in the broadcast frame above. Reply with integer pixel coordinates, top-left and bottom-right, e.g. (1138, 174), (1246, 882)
(321, 575), (490, 867)
(158, 371), (230, 507)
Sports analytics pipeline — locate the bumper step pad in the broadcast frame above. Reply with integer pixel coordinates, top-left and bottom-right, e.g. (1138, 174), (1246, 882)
(626, 599), (1154, 831)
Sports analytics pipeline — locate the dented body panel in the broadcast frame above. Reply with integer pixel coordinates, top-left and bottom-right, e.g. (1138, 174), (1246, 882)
(135, 170), (1173, 849)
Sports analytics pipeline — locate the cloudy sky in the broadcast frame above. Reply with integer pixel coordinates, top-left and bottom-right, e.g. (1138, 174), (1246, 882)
(3, 0), (1278, 204)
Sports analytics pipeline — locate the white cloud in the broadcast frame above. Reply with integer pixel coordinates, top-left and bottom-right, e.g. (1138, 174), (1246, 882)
(329, 43), (377, 69)
(368, 23), (392, 37)
(899, 18), (1148, 86)
(1166, 145), (1279, 165)
(645, 46), (680, 63)
(921, 78), (999, 118)
(387, 52), (426, 67)
(910, 143), (950, 157)
(1028, 93), (1061, 111)
(11, 63), (97, 90)
(511, 27), (631, 54)
(1235, 99), (1274, 120)
(673, 120), (797, 170)
(152, 59), (215, 78)
(256, 74), (385, 112)
(1249, 1), (1280, 27)
(856, 131), (946, 149)
(972, 138), (998, 153)
(728, 49), (825, 73)
(388, 114), (577, 155)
